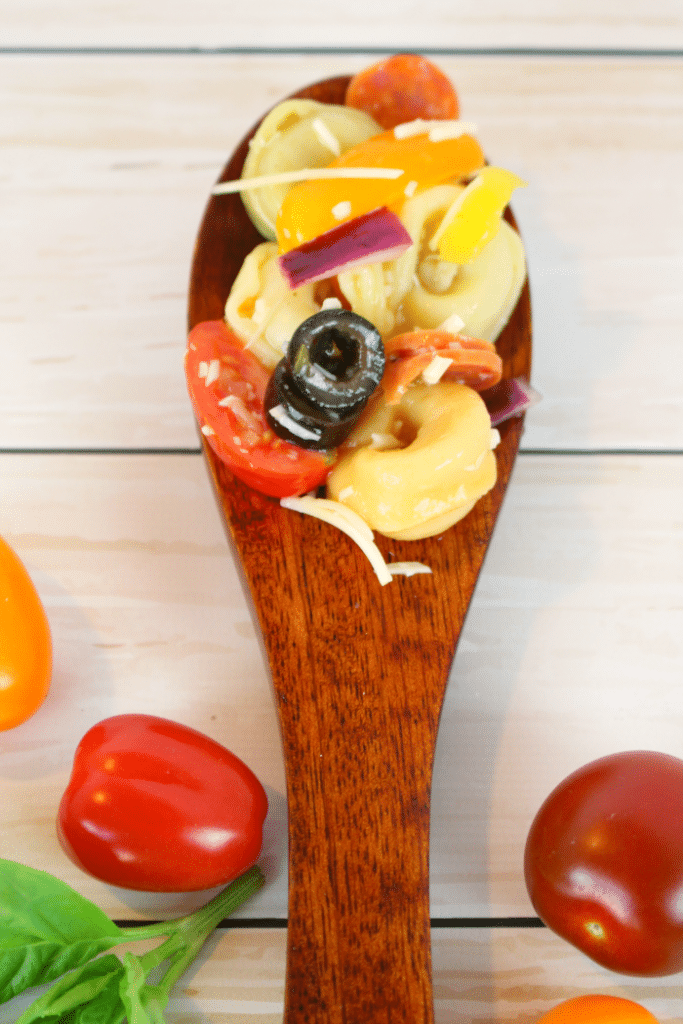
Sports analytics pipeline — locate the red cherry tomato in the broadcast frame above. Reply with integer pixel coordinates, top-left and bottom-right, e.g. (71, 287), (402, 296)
(185, 319), (330, 498)
(57, 714), (268, 892)
(525, 750), (683, 976)
(536, 995), (659, 1024)
(345, 53), (459, 131)
(0, 536), (52, 731)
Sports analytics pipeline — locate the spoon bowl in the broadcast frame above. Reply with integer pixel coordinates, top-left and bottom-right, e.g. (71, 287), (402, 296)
(188, 74), (532, 1024)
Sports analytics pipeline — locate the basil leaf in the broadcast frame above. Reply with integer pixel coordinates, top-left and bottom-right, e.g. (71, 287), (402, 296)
(119, 953), (167, 1024)
(13, 956), (124, 1024)
(62, 967), (126, 1024)
(0, 860), (123, 1003)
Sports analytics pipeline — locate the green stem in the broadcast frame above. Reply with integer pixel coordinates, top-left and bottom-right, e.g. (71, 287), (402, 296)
(119, 866), (265, 1021)
(117, 865), (265, 945)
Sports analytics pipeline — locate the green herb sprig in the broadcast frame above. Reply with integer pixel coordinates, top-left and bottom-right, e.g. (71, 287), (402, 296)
(0, 858), (264, 1024)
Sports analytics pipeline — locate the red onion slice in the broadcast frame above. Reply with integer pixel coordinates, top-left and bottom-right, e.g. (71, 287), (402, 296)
(482, 376), (541, 426)
(278, 207), (413, 289)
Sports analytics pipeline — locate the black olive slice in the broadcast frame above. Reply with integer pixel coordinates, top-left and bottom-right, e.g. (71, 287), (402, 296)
(264, 360), (361, 450)
(286, 309), (384, 416)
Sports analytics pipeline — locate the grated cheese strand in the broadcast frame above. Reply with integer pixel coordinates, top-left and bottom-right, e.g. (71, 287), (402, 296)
(421, 354), (453, 385)
(212, 166), (404, 195)
(280, 496), (393, 585)
(393, 118), (478, 140)
(268, 405), (320, 442)
(387, 562), (433, 577)
(311, 117), (341, 156)
(439, 311), (466, 334)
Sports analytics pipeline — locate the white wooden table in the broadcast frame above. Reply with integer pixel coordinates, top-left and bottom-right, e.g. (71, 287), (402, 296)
(1, 2), (682, 1020)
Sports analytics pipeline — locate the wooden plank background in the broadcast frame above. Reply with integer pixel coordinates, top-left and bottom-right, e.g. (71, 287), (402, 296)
(1, 0), (682, 49)
(1, 4), (682, 1021)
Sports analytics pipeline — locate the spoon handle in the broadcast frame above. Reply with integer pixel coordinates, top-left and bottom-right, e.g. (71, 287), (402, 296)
(272, 589), (451, 1023)
(204, 453), (504, 1022)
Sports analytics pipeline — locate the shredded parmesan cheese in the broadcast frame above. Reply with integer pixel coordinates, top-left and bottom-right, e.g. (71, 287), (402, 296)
(439, 311), (466, 334)
(427, 121), (479, 142)
(331, 200), (352, 220)
(370, 433), (401, 450)
(268, 404), (320, 442)
(212, 166), (404, 195)
(387, 562), (433, 577)
(393, 118), (478, 141)
(280, 496), (393, 585)
(311, 117), (341, 156)
(204, 359), (220, 386)
(218, 393), (251, 422)
(280, 497), (433, 583)
(421, 353), (453, 385)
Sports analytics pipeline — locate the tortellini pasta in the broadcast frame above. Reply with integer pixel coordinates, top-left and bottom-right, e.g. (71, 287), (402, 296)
(327, 381), (499, 540)
(224, 242), (320, 369)
(224, 179), (526, 390)
(337, 181), (527, 342)
(241, 100), (381, 240)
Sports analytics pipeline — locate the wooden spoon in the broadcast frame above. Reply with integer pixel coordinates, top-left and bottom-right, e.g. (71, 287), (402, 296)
(188, 75), (532, 1024)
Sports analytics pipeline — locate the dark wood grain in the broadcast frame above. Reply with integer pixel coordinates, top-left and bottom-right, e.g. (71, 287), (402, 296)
(188, 76), (532, 1024)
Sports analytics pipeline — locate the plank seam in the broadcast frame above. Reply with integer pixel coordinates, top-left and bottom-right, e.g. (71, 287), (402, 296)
(114, 916), (546, 929)
(0, 46), (682, 57)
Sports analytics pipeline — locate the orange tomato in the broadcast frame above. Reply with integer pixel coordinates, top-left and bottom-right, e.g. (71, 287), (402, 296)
(0, 536), (52, 730)
(536, 995), (659, 1024)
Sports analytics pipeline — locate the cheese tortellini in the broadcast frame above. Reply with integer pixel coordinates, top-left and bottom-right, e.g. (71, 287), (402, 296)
(225, 180), (526, 376)
(327, 381), (499, 540)
(224, 242), (321, 369)
(337, 181), (526, 342)
(241, 100), (381, 240)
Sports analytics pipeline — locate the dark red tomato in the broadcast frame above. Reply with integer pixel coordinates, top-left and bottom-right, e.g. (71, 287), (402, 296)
(345, 53), (459, 131)
(57, 714), (268, 892)
(185, 319), (330, 498)
(524, 750), (683, 976)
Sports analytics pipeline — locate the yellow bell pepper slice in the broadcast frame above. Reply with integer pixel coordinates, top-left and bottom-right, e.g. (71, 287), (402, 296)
(275, 125), (485, 253)
(430, 165), (526, 263)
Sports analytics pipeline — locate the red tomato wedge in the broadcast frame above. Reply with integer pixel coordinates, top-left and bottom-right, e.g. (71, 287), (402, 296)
(345, 53), (460, 130)
(381, 329), (503, 405)
(185, 320), (330, 498)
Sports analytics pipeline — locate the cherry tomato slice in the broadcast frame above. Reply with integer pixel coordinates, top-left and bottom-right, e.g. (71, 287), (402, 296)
(345, 53), (460, 130)
(525, 750), (683, 976)
(185, 320), (330, 498)
(57, 714), (268, 892)
(536, 996), (659, 1024)
(0, 536), (52, 731)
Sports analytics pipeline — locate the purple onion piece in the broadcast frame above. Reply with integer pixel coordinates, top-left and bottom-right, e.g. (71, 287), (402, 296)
(483, 377), (541, 426)
(278, 207), (413, 290)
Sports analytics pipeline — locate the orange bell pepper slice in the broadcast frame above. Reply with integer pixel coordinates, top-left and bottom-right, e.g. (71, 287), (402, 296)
(276, 127), (485, 253)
